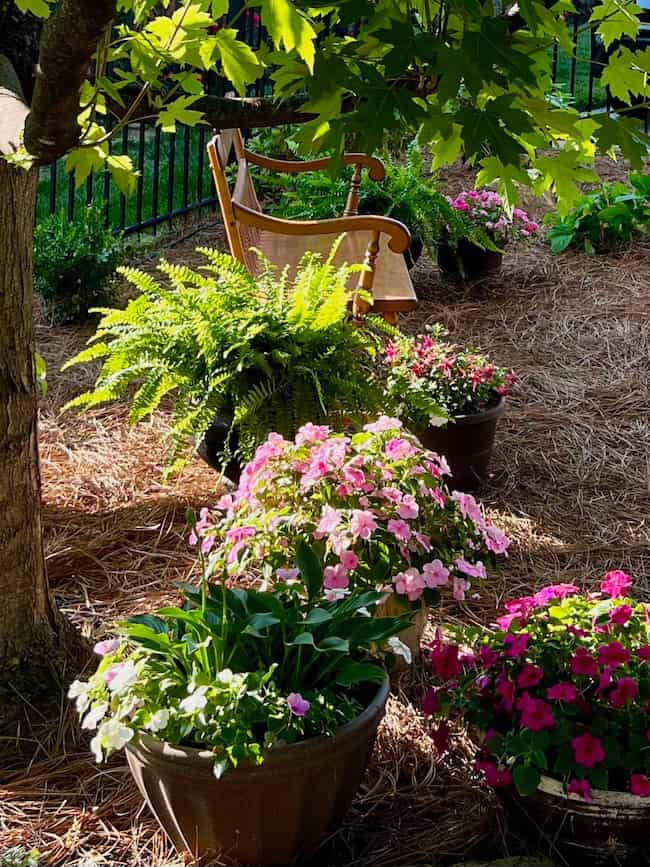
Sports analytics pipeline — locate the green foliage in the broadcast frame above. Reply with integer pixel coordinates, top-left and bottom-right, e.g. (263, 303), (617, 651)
(69, 574), (404, 775)
(12, 0), (650, 208)
(0, 849), (41, 867)
(33, 207), (125, 325)
(63, 244), (383, 473)
(545, 174), (650, 255)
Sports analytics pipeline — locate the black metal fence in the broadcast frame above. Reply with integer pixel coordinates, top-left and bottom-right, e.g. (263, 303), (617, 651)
(36, 11), (645, 235)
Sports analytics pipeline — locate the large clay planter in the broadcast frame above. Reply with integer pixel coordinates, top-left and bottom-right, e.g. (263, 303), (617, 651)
(125, 678), (389, 865)
(416, 397), (505, 492)
(196, 413), (242, 483)
(377, 596), (427, 668)
(437, 238), (503, 283)
(507, 773), (650, 865)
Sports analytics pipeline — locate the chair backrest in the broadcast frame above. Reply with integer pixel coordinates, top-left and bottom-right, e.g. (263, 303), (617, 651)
(207, 129), (263, 272)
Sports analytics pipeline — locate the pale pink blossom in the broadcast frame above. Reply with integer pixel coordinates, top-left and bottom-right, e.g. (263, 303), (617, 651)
(398, 494), (419, 520)
(324, 564), (349, 590)
(350, 509), (378, 540)
(363, 416), (403, 433)
(387, 518), (411, 542)
(455, 557), (487, 579)
(422, 559), (450, 588)
(314, 506), (341, 539)
(385, 438), (416, 461)
(393, 568), (426, 601)
(453, 576), (471, 600)
(295, 423), (330, 444)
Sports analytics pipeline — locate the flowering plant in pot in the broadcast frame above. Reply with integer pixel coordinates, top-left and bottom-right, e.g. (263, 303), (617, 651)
(195, 417), (510, 656)
(69, 539), (408, 864)
(424, 571), (650, 864)
(438, 190), (539, 282)
(381, 325), (516, 490)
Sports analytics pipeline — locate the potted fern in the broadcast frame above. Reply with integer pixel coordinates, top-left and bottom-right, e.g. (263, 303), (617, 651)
(63, 244), (383, 479)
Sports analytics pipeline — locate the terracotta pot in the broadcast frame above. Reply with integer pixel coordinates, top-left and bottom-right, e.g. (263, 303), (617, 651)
(507, 773), (650, 865)
(416, 397), (505, 492)
(437, 238), (503, 283)
(125, 678), (389, 865)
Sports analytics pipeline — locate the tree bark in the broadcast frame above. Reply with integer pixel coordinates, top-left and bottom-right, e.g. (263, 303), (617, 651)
(0, 158), (59, 678)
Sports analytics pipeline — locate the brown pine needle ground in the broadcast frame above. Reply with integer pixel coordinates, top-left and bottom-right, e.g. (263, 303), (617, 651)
(2, 177), (650, 864)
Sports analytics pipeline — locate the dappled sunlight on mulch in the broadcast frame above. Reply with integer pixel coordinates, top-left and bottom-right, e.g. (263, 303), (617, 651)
(2, 197), (649, 864)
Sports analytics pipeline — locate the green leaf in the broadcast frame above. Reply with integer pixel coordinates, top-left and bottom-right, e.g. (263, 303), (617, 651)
(106, 154), (138, 196)
(158, 95), (203, 133)
(259, 0), (317, 71)
(214, 29), (263, 97)
(476, 157), (530, 209)
(317, 636), (349, 653)
(15, 0), (50, 16)
(336, 662), (386, 686)
(65, 146), (106, 189)
(303, 607), (333, 625)
(34, 351), (47, 398)
(295, 539), (323, 600)
(590, 0), (642, 49)
(513, 764), (541, 796)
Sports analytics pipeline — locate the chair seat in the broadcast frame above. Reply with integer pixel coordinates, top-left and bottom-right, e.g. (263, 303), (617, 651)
(253, 229), (417, 313)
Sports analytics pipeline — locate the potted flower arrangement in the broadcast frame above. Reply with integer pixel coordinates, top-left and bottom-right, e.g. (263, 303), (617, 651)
(424, 571), (650, 864)
(200, 417), (510, 656)
(381, 325), (516, 490)
(63, 245), (382, 481)
(69, 533), (409, 864)
(437, 190), (539, 282)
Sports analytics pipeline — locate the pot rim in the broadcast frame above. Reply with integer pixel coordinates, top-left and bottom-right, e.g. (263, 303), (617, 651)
(537, 773), (650, 810)
(446, 395), (506, 427)
(128, 676), (389, 771)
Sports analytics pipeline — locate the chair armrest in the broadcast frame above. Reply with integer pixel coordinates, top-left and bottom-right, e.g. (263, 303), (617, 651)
(232, 203), (411, 254)
(242, 149), (386, 182)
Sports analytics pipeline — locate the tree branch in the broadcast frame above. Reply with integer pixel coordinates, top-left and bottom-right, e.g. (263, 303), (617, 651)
(23, 0), (116, 164)
(0, 54), (28, 156)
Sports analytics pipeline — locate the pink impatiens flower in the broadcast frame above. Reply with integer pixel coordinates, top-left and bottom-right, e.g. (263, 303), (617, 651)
(387, 518), (411, 542)
(475, 759), (512, 788)
(609, 676), (638, 708)
(609, 604), (633, 626)
(422, 686), (442, 714)
(94, 638), (120, 656)
(314, 505), (341, 539)
(422, 559), (450, 588)
(516, 664), (544, 690)
(571, 732), (605, 768)
(568, 779), (593, 802)
(504, 633), (530, 658)
(295, 422), (329, 444)
(455, 557), (486, 579)
(393, 568), (425, 601)
(484, 525), (510, 555)
(398, 494), (419, 520)
(601, 570), (632, 598)
(287, 693), (310, 717)
(350, 509), (377, 540)
(496, 678), (516, 713)
(324, 564), (349, 591)
(637, 645), (650, 662)
(430, 636), (462, 679)
(385, 438), (416, 460)
(533, 584), (579, 606)
(453, 576), (470, 601)
(451, 491), (484, 528)
(339, 550), (359, 571)
(363, 416), (402, 433)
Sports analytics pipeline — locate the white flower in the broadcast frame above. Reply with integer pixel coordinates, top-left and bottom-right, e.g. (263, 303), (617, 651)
(98, 718), (134, 753)
(147, 709), (170, 732)
(81, 702), (108, 731)
(105, 659), (138, 694)
(90, 733), (103, 763)
(213, 759), (228, 779)
(356, 606), (372, 618)
(388, 636), (412, 665)
(68, 679), (90, 712)
(180, 685), (208, 713)
(217, 669), (234, 684)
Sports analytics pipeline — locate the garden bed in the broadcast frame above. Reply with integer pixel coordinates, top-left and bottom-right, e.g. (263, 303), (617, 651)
(2, 190), (650, 865)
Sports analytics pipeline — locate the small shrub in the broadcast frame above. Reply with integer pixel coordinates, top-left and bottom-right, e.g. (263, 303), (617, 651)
(33, 207), (125, 325)
(0, 848), (41, 867)
(545, 174), (650, 255)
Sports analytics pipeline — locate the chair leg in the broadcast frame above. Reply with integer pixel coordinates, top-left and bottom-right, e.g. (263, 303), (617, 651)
(354, 230), (380, 320)
(382, 311), (399, 326)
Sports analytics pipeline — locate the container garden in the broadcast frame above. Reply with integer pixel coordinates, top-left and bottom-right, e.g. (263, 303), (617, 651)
(507, 773), (650, 865)
(416, 397), (506, 491)
(125, 678), (389, 864)
(436, 238), (503, 283)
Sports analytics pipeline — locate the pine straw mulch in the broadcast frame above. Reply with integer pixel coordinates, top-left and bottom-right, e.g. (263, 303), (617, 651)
(2, 198), (650, 865)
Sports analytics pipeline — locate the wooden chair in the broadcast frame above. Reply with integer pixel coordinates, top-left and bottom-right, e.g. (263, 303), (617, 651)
(207, 129), (418, 323)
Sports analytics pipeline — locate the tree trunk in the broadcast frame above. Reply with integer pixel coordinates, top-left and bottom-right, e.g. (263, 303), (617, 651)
(0, 158), (58, 685)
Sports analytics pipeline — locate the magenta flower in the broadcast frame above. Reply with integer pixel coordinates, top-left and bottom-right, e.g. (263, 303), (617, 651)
(597, 641), (630, 669)
(350, 509), (377, 540)
(339, 550), (359, 571)
(630, 774), (650, 797)
(475, 759), (512, 788)
(610, 676), (638, 708)
(571, 732), (605, 768)
(532, 584), (579, 606)
(323, 564), (349, 591)
(295, 422), (329, 445)
(570, 647), (599, 677)
(430, 638), (461, 679)
(637, 645), (650, 662)
(609, 604), (633, 626)
(568, 779), (593, 802)
(398, 494), (419, 520)
(547, 682), (580, 703)
(422, 686), (442, 714)
(504, 632), (530, 658)
(287, 693), (310, 717)
(432, 720), (450, 753)
(94, 638), (120, 656)
(518, 694), (554, 732)
(516, 664), (544, 690)
(455, 557), (486, 580)
(479, 645), (499, 668)
(342, 466), (366, 489)
(601, 570), (632, 598)
(496, 678), (516, 713)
